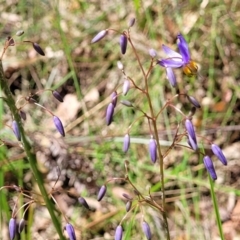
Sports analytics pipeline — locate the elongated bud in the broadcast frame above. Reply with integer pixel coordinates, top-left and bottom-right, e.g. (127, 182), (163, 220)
(126, 201), (132, 212)
(122, 80), (130, 96)
(53, 116), (65, 137)
(119, 34), (128, 54)
(78, 197), (90, 210)
(149, 138), (157, 163)
(16, 30), (24, 36)
(203, 156), (217, 180)
(19, 110), (27, 121)
(65, 223), (76, 240)
(111, 91), (118, 107)
(142, 221), (152, 240)
(117, 61), (124, 70)
(18, 218), (25, 234)
(211, 144), (227, 166)
(122, 193), (132, 200)
(115, 225), (123, 240)
(91, 29), (108, 43)
(97, 185), (107, 201)
(123, 134), (130, 153)
(185, 119), (198, 150)
(149, 49), (157, 58)
(106, 103), (115, 126)
(128, 18), (135, 27)
(33, 43), (45, 56)
(9, 218), (17, 240)
(120, 100), (133, 107)
(12, 121), (21, 141)
(187, 95), (201, 108)
(52, 91), (64, 102)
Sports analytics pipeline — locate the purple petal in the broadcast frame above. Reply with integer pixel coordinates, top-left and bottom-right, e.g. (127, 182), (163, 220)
(97, 185), (107, 201)
(203, 156), (217, 180)
(65, 223), (76, 240)
(53, 116), (65, 137)
(12, 121), (21, 141)
(162, 44), (182, 59)
(149, 48), (157, 58)
(177, 33), (190, 64)
(122, 80), (130, 96)
(185, 119), (197, 149)
(115, 225), (123, 240)
(149, 138), (157, 163)
(9, 218), (17, 240)
(158, 58), (184, 68)
(106, 103), (115, 125)
(166, 67), (177, 87)
(119, 34), (128, 54)
(91, 30), (108, 43)
(211, 144), (227, 166)
(123, 134), (130, 153)
(111, 91), (118, 107)
(142, 221), (152, 240)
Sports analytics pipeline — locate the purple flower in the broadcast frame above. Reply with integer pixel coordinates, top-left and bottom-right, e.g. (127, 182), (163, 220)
(52, 91), (64, 102)
(111, 91), (118, 107)
(187, 95), (201, 108)
(65, 223), (76, 240)
(211, 144), (227, 166)
(123, 134), (130, 153)
(12, 121), (21, 141)
(9, 218), (17, 240)
(97, 185), (107, 201)
(203, 156), (217, 180)
(149, 138), (157, 163)
(91, 30), (108, 44)
(53, 116), (65, 137)
(185, 119), (198, 150)
(115, 225), (123, 240)
(142, 221), (152, 240)
(122, 79), (130, 96)
(106, 103), (115, 126)
(32, 43), (45, 56)
(119, 34), (128, 54)
(158, 34), (198, 85)
(78, 197), (90, 210)
(18, 219), (25, 234)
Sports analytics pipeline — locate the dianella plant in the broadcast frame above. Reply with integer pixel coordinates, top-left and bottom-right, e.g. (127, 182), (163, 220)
(92, 18), (227, 239)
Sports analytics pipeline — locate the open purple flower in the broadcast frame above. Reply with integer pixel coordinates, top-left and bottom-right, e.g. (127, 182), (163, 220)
(65, 223), (76, 240)
(203, 156), (217, 180)
(211, 144), (227, 166)
(158, 33), (198, 86)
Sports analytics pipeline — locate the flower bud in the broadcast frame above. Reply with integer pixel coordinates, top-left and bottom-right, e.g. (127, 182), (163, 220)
(91, 30), (108, 44)
(187, 95), (201, 108)
(149, 49), (157, 58)
(203, 156), (217, 180)
(128, 18), (135, 27)
(52, 91), (64, 102)
(119, 34), (128, 54)
(9, 218), (17, 240)
(12, 120), (21, 141)
(32, 43), (45, 56)
(19, 110), (27, 121)
(115, 225), (123, 240)
(122, 80), (130, 96)
(120, 100), (133, 107)
(18, 218), (25, 234)
(123, 134), (130, 153)
(149, 138), (157, 163)
(117, 61), (124, 70)
(65, 223), (76, 240)
(78, 197), (90, 210)
(53, 116), (65, 137)
(97, 185), (107, 201)
(111, 91), (118, 107)
(125, 201), (132, 212)
(185, 119), (198, 150)
(142, 221), (152, 240)
(106, 103), (115, 126)
(16, 30), (24, 36)
(211, 144), (227, 166)
(122, 193), (132, 200)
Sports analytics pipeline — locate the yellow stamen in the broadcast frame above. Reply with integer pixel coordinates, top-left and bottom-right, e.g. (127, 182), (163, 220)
(183, 60), (198, 76)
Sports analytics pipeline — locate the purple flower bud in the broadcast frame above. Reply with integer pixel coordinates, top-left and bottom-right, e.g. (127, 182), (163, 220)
(115, 225), (123, 240)
(78, 197), (90, 210)
(97, 185), (107, 201)
(91, 30), (108, 44)
(203, 156), (217, 180)
(120, 100), (133, 107)
(122, 193), (132, 200)
(187, 95), (201, 108)
(211, 144), (227, 166)
(9, 218), (17, 240)
(123, 134), (130, 153)
(53, 116), (65, 137)
(106, 103), (115, 126)
(52, 91), (64, 102)
(111, 91), (118, 107)
(119, 34), (128, 54)
(65, 223), (76, 240)
(122, 80), (130, 96)
(149, 138), (157, 163)
(18, 218), (25, 234)
(19, 110), (27, 121)
(126, 201), (132, 212)
(12, 121), (21, 141)
(149, 49), (157, 58)
(185, 119), (198, 150)
(32, 43), (45, 56)
(142, 221), (152, 240)
(128, 18), (135, 27)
